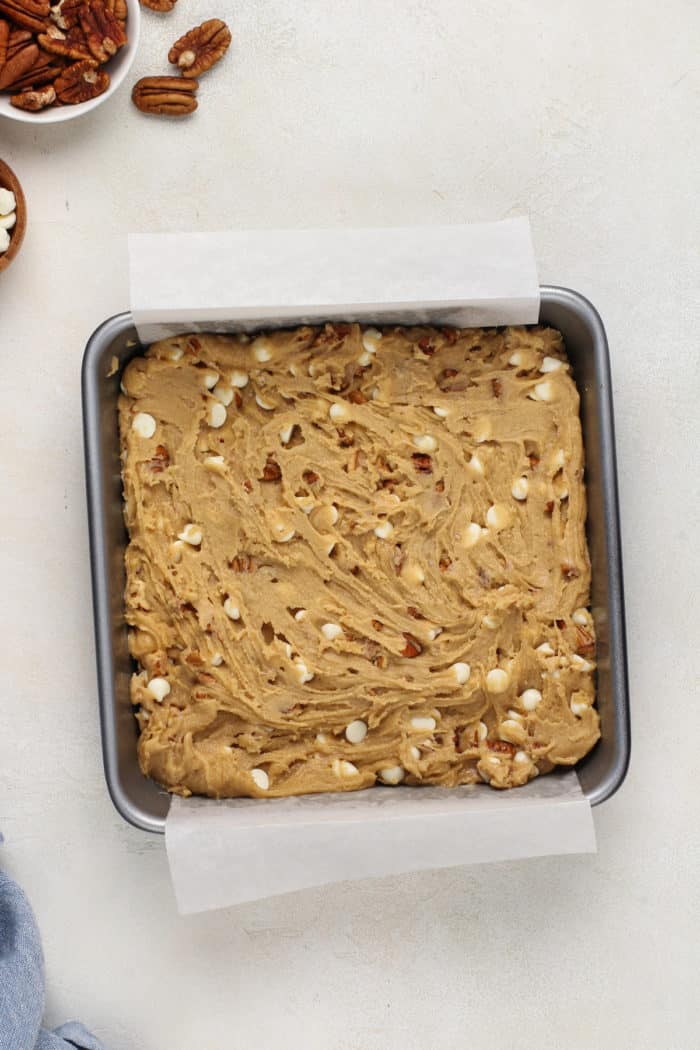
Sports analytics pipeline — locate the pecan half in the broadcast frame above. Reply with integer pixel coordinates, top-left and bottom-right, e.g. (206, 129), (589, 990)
(0, 36), (37, 88)
(5, 51), (63, 89)
(104, 0), (126, 19)
(0, 19), (9, 70)
(0, 0), (49, 34)
(79, 0), (125, 62)
(10, 81), (54, 106)
(38, 23), (91, 60)
(131, 74), (198, 116)
(50, 0), (83, 30)
(54, 57), (108, 102)
(139, 0), (175, 10)
(168, 18), (230, 78)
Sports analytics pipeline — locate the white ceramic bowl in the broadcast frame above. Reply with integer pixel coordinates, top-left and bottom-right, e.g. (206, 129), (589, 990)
(0, 0), (140, 124)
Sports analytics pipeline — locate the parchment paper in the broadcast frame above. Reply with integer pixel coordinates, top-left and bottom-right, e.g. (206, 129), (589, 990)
(128, 218), (596, 915)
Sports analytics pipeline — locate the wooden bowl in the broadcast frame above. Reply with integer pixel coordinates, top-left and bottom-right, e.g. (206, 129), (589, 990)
(0, 158), (26, 273)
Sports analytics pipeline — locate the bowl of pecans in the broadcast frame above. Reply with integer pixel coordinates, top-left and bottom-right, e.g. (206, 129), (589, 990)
(0, 0), (139, 121)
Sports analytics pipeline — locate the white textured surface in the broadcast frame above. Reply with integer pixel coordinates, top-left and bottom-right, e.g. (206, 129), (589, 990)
(0, 1), (698, 1047)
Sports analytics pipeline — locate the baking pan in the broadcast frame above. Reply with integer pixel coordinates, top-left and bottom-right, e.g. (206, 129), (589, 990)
(82, 287), (630, 833)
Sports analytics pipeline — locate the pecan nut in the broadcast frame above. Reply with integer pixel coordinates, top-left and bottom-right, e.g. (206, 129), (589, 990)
(6, 51), (63, 90)
(139, 0), (176, 10)
(38, 22), (92, 60)
(0, 0), (49, 33)
(79, 0), (125, 62)
(50, 0), (83, 30)
(10, 81), (54, 107)
(0, 36), (38, 89)
(131, 74), (197, 115)
(104, 0), (126, 20)
(168, 18), (230, 78)
(0, 19), (9, 70)
(53, 57), (108, 102)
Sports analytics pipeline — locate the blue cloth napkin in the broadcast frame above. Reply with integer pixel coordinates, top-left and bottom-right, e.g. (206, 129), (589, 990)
(0, 868), (107, 1050)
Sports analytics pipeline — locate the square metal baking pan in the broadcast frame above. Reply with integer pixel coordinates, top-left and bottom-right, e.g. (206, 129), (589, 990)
(82, 287), (630, 833)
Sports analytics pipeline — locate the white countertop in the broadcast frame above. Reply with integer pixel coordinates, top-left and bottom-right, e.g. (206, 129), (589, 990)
(1, 1), (697, 1047)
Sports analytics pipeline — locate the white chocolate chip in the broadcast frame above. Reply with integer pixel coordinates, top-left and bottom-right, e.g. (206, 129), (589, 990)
(462, 522), (483, 548)
(570, 698), (589, 717)
(332, 758), (359, 777)
(170, 540), (185, 563)
(279, 423), (295, 444)
(345, 719), (368, 744)
(358, 350), (373, 366)
(132, 412), (156, 438)
(482, 614), (499, 629)
(362, 328), (382, 353)
(477, 721), (488, 741)
(230, 370), (249, 388)
(540, 356), (564, 373)
(204, 455), (225, 472)
(321, 623), (343, 641)
(552, 448), (566, 471)
(374, 520), (394, 539)
(536, 642), (555, 656)
(325, 540), (336, 557)
(520, 688), (542, 711)
(573, 607), (591, 626)
(433, 406), (449, 418)
(472, 418), (492, 444)
(486, 668), (510, 693)
(450, 662), (471, 685)
(507, 709), (525, 722)
(207, 402), (227, 428)
(315, 732), (327, 744)
(294, 659), (314, 684)
(511, 476), (529, 501)
(486, 503), (511, 531)
(255, 392), (275, 411)
(210, 652), (223, 666)
(571, 654), (594, 672)
(412, 434), (437, 453)
(410, 716), (436, 731)
(252, 338), (273, 363)
(310, 504), (339, 531)
(178, 523), (202, 546)
(329, 401), (351, 423)
(223, 598), (240, 621)
(468, 453), (485, 476)
(146, 677), (170, 702)
(402, 561), (425, 586)
(0, 188), (17, 215)
(514, 750), (530, 765)
(0, 227), (9, 253)
(530, 380), (555, 402)
(250, 768), (269, 790)
(271, 520), (295, 542)
(379, 766), (405, 785)
(201, 370), (219, 390)
(409, 745), (421, 762)
(427, 627), (442, 641)
(0, 210), (16, 230)
(165, 345), (183, 362)
(213, 383), (234, 406)
(294, 609), (307, 622)
(508, 351), (525, 367)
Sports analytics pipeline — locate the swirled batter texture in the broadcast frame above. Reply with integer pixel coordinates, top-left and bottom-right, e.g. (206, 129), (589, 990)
(119, 324), (599, 798)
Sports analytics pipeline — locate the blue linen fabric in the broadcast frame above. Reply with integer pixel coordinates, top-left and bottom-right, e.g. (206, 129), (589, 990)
(0, 868), (107, 1050)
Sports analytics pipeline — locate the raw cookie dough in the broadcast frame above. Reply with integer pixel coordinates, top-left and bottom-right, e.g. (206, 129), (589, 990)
(119, 324), (600, 798)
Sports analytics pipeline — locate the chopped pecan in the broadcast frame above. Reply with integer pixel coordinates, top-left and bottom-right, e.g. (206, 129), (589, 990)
(185, 650), (204, 667)
(371, 619), (384, 632)
(168, 18), (230, 78)
(10, 82), (55, 106)
(561, 563), (580, 580)
(441, 328), (459, 345)
(131, 74), (198, 116)
(575, 624), (595, 654)
(401, 633), (423, 658)
(54, 57), (107, 102)
(487, 739), (516, 755)
(347, 389), (366, 404)
(147, 444), (169, 472)
(79, 0), (125, 62)
(418, 337), (436, 355)
(545, 500), (554, 515)
(302, 469), (319, 484)
(492, 377), (502, 398)
(260, 455), (281, 482)
(0, 37), (38, 89)
(439, 555), (452, 572)
(0, 0), (49, 34)
(242, 478), (253, 493)
(139, 0), (175, 10)
(337, 428), (354, 448)
(412, 452), (432, 474)
(230, 554), (255, 573)
(406, 606), (424, 620)
(435, 479), (445, 493)
(38, 23), (91, 60)
(528, 452), (540, 468)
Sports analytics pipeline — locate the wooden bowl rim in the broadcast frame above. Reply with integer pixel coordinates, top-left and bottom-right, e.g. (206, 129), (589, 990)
(0, 158), (27, 273)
